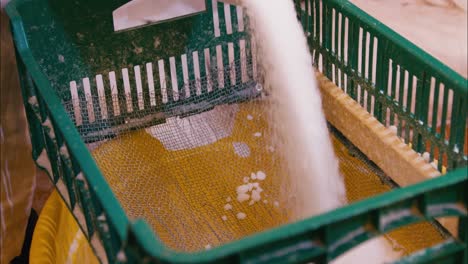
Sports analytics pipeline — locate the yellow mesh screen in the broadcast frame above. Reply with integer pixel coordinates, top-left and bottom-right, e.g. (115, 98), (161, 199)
(92, 101), (444, 254)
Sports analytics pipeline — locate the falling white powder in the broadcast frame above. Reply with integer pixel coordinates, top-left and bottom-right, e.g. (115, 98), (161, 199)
(233, 142), (251, 158)
(236, 212), (247, 219)
(244, 0), (345, 220)
(242, 1), (398, 262)
(224, 203), (233, 210)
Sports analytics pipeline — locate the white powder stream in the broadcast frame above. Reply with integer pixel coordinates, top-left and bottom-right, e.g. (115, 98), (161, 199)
(241, 0), (398, 262)
(243, 0), (345, 219)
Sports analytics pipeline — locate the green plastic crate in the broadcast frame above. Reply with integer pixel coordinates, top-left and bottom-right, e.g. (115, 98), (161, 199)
(5, 0), (467, 263)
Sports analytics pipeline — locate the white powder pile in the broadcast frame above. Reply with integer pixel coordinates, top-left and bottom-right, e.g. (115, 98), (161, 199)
(243, 0), (345, 220)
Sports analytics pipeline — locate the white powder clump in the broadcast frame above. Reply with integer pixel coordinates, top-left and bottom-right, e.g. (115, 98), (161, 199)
(224, 203), (233, 210)
(273, 201), (279, 207)
(236, 184), (249, 194)
(251, 190), (262, 202)
(253, 132), (262, 137)
(250, 173), (257, 180)
(256, 171), (266, 180)
(205, 244), (212, 250)
(243, 177), (250, 183)
(237, 193), (250, 202)
(221, 215), (228, 221)
(237, 212), (247, 219)
(422, 152), (431, 162)
(389, 125), (398, 135)
(247, 114), (253, 120)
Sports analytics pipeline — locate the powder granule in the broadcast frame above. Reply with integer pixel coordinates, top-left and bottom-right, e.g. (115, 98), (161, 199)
(236, 212), (247, 219)
(256, 171), (266, 180)
(237, 193), (250, 202)
(224, 203), (233, 210)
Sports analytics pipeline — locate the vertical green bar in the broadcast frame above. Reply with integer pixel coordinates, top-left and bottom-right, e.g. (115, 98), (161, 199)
(198, 49), (208, 95)
(366, 34), (374, 114)
(103, 73), (116, 118)
(374, 37), (387, 123)
(439, 85), (449, 145)
(359, 28), (366, 107)
(230, 4), (238, 33)
(397, 66), (405, 138)
(340, 14), (346, 90)
(333, 7), (339, 85)
(315, 0), (320, 45)
(347, 20), (358, 100)
(310, 0), (315, 39)
(430, 79), (441, 160)
(140, 63), (152, 111)
(415, 72), (431, 154)
(449, 94), (466, 168)
(298, 0), (306, 28)
(368, 34), (374, 84)
(405, 73), (414, 144)
(306, 0), (311, 36)
(389, 61), (397, 126)
(128, 67), (140, 113)
(218, 2), (226, 36)
(324, 3), (333, 79)
(361, 29), (367, 80)
(233, 41), (241, 87)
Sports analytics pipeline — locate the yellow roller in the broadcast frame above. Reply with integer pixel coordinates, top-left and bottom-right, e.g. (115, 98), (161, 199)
(30, 191), (99, 264)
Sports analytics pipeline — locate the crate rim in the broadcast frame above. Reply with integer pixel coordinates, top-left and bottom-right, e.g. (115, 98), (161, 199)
(5, 0), (468, 262)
